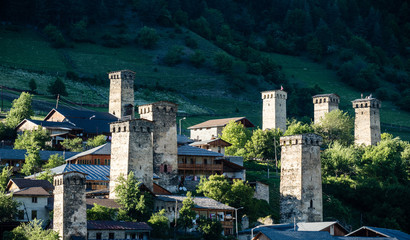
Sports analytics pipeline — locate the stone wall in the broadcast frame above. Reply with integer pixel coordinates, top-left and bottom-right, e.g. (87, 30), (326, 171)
(253, 182), (269, 203)
(139, 102), (178, 192)
(261, 90), (287, 132)
(352, 98), (381, 146)
(108, 70), (135, 119)
(109, 119), (154, 199)
(53, 172), (87, 240)
(313, 94), (340, 124)
(190, 127), (222, 141)
(279, 134), (323, 223)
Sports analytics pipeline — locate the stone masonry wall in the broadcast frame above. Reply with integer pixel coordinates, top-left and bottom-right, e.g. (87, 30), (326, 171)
(313, 94), (339, 124)
(109, 119), (154, 199)
(190, 127), (221, 141)
(108, 70), (135, 119)
(352, 98), (381, 146)
(279, 134), (322, 223)
(262, 90), (287, 132)
(139, 102), (178, 193)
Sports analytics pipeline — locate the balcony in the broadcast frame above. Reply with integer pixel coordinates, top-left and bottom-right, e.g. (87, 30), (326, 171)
(178, 163), (223, 171)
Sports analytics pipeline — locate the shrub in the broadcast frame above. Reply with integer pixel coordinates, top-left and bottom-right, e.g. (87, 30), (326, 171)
(43, 24), (67, 48)
(213, 51), (233, 73)
(189, 50), (205, 68)
(137, 26), (159, 49)
(164, 46), (184, 66)
(70, 19), (88, 42)
(184, 36), (198, 49)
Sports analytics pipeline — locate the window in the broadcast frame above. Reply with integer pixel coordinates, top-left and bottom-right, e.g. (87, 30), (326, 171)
(31, 210), (37, 220)
(96, 233), (102, 240)
(17, 210), (24, 220)
(109, 233), (115, 239)
(32, 197), (37, 203)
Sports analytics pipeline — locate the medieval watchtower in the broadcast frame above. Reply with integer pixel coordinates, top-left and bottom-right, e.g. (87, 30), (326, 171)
(312, 93), (340, 124)
(53, 172), (87, 240)
(139, 101), (178, 192)
(352, 97), (381, 146)
(108, 70), (135, 119)
(261, 90), (287, 132)
(279, 133), (323, 223)
(109, 119), (154, 199)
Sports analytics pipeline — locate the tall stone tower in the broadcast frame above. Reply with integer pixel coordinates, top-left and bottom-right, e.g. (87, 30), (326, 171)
(279, 133), (323, 223)
(261, 90), (287, 132)
(139, 101), (178, 192)
(53, 172), (87, 240)
(312, 93), (340, 124)
(108, 70), (135, 119)
(352, 97), (381, 146)
(109, 119), (154, 199)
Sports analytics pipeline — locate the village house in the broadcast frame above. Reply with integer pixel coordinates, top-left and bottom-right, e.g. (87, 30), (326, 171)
(188, 117), (254, 141)
(65, 142), (111, 165)
(87, 220), (152, 240)
(189, 138), (232, 155)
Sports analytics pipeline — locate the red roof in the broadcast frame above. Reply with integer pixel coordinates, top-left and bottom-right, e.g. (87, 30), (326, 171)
(87, 220), (152, 231)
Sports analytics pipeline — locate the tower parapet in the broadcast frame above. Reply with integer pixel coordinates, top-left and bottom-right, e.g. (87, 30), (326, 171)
(312, 93), (340, 124)
(261, 90), (287, 132)
(352, 97), (381, 146)
(279, 133), (323, 223)
(108, 70), (135, 119)
(109, 119), (154, 199)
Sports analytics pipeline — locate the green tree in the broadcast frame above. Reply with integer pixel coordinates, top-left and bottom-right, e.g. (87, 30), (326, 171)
(163, 45), (184, 66)
(43, 154), (65, 170)
(0, 192), (19, 223)
(28, 79), (37, 92)
(70, 19), (88, 42)
(14, 127), (50, 151)
(0, 123), (16, 141)
(137, 26), (159, 49)
(37, 169), (54, 184)
(6, 219), (59, 240)
(313, 110), (354, 146)
(114, 172), (153, 222)
(0, 166), (13, 193)
(86, 135), (106, 148)
(87, 203), (118, 221)
(21, 148), (41, 176)
(284, 119), (314, 136)
(189, 50), (205, 68)
(225, 179), (254, 210)
(197, 217), (223, 240)
(245, 128), (282, 161)
(43, 24), (67, 48)
(213, 51), (233, 73)
(178, 191), (196, 233)
(220, 120), (251, 156)
(197, 174), (231, 203)
(5, 92), (33, 128)
(148, 209), (170, 238)
(61, 137), (83, 152)
(47, 77), (68, 97)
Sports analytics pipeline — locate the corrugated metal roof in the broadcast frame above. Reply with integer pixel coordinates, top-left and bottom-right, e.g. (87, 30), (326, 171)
(156, 195), (235, 210)
(0, 149), (79, 161)
(297, 222), (342, 232)
(28, 164), (110, 181)
(346, 226), (409, 240)
(178, 145), (223, 157)
(257, 229), (332, 240)
(188, 117), (253, 129)
(177, 134), (194, 145)
(87, 220), (152, 231)
(17, 119), (82, 130)
(66, 143), (111, 161)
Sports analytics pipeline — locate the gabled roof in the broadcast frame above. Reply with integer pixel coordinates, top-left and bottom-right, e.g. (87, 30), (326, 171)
(6, 179), (54, 192)
(66, 143), (111, 162)
(178, 145), (224, 157)
(222, 159), (245, 171)
(190, 138), (232, 147)
(28, 164), (110, 181)
(0, 149), (79, 161)
(177, 134), (194, 145)
(87, 220), (152, 231)
(86, 198), (120, 209)
(346, 226), (409, 240)
(11, 187), (50, 197)
(188, 117), (255, 129)
(15, 119), (82, 131)
(297, 221), (348, 233)
(255, 229), (332, 240)
(156, 195), (235, 210)
(43, 108), (118, 134)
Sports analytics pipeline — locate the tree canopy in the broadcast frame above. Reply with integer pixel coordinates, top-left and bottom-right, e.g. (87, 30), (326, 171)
(148, 209), (170, 238)
(61, 137), (83, 152)
(178, 191), (196, 233)
(313, 109), (354, 146)
(14, 126), (50, 151)
(5, 92), (33, 128)
(4, 219), (59, 240)
(245, 128), (282, 161)
(220, 120), (251, 156)
(0, 192), (19, 223)
(86, 135), (106, 148)
(47, 77), (68, 97)
(87, 203), (118, 221)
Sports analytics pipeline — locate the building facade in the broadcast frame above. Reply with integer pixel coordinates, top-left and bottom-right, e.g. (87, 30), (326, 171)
(312, 94), (340, 124)
(108, 70), (135, 120)
(280, 133), (323, 223)
(352, 97), (381, 146)
(261, 90), (287, 132)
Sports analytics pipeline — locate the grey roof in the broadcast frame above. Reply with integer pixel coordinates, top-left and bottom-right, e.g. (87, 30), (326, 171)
(177, 134), (194, 145)
(16, 119), (82, 130)
(156, 195), (235, 210)
(7, 178), (54, 192)
(177, 145), (223, 157)
(0, 149), (79, 161)
(312, 93), (339, 98)
(334, 237), (394, 240)
(346, 226), (409, 240)
(66, 143), (111, 161)
(297, 222), (347, 232)
(87, 220), (152, 231)
(257, 229), (332, 240)
(28, 164), (110, 181)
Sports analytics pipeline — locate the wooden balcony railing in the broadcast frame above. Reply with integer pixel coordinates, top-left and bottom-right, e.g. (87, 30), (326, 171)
(178, 163), (223, 171)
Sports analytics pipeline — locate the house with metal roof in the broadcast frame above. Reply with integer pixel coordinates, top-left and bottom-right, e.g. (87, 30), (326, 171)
(0, 148), (79, 172)
(66, 143), (111, 165)
(190, 138), (232, 155)
(346, 226), (409, 240)
(188, 116), (254, 141)
(155, 194), (236, 236)
(87, 220), (152, 240)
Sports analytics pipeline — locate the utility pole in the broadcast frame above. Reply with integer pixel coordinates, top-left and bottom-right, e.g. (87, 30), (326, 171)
(274, 135), (278, 175)
(56, 94), (60, 109)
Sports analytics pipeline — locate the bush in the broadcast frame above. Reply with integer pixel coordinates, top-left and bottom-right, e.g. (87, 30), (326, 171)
(47, 77), (68, 97)
(43, 24), (67, 48)
(189, 50), (205, 68)
(70, 19), (88, 42)
(137, 26), (159, 49)
(213, 51), (233, 73)
(184, 36), (198, 49)
(164, 46), (184, 66)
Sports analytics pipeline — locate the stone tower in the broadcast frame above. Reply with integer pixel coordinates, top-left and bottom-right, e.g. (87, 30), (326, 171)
(312, 93), (340, 124)
(53, 172), (87, 240)
(108, 70), (135, 119)
(279, 133), (323, 223)
(139, 101), (178, 192)
(352, 97), (381, 146)
(109, 119), (154, 199)
(261, 90), (287, 132)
